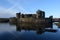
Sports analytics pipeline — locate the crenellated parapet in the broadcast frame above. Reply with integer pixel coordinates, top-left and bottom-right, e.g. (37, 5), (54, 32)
(16, 10), (45, 19)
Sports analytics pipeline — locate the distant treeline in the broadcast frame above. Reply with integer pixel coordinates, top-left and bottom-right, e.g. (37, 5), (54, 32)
(0, 18), (9, 23)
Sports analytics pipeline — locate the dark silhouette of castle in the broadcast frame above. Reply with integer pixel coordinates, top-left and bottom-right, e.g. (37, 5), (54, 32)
(16, 10), (45, 19)
(15, 10), (53, 29)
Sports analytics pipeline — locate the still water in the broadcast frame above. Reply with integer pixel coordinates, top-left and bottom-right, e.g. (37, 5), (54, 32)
(0, 23), (60, 40)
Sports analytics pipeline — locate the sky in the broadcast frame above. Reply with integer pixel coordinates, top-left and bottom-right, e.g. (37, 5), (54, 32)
(0, 0), (60, 18)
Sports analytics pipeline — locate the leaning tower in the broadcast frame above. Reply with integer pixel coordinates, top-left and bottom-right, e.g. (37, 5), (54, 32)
(16, 12), (21, 30)
(36, 10), (45, 19)
(16, 12), (21, 18)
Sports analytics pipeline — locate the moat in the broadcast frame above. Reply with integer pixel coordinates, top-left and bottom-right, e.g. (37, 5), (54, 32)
(0, 23), (60, 40)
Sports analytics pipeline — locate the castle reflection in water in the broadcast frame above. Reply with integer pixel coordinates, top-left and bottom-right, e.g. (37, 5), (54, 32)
(16, 24), (57, 34)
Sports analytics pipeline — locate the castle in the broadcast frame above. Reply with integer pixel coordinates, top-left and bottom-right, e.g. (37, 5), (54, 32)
(15, 10), (53, 28)
(16, 10), (45, 19)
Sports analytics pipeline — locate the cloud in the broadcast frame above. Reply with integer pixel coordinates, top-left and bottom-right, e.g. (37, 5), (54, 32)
(6, 0), (27, 13)
(0, 6), (18, 18)
(0, 0), (28, 18)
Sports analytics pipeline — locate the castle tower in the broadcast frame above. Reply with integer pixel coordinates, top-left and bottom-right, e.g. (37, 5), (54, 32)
(16, 12), (21, 30)
(16, 12), (21, 18)
(36, 10), (45, 19)
(21, 14), (24, 18)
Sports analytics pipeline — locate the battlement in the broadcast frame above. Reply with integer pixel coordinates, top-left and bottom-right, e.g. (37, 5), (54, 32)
(16, 10), (45, 19)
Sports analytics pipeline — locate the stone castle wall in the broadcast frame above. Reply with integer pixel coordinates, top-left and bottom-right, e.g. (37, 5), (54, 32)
(16, 10), (45, 19)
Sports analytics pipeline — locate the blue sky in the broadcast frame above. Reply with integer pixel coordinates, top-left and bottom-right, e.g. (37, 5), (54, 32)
(0, 0), (60, 18)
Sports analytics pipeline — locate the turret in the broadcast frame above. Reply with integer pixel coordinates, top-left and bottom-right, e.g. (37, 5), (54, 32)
(16, 12), (21, 18)
(36, 10), (45, 19)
